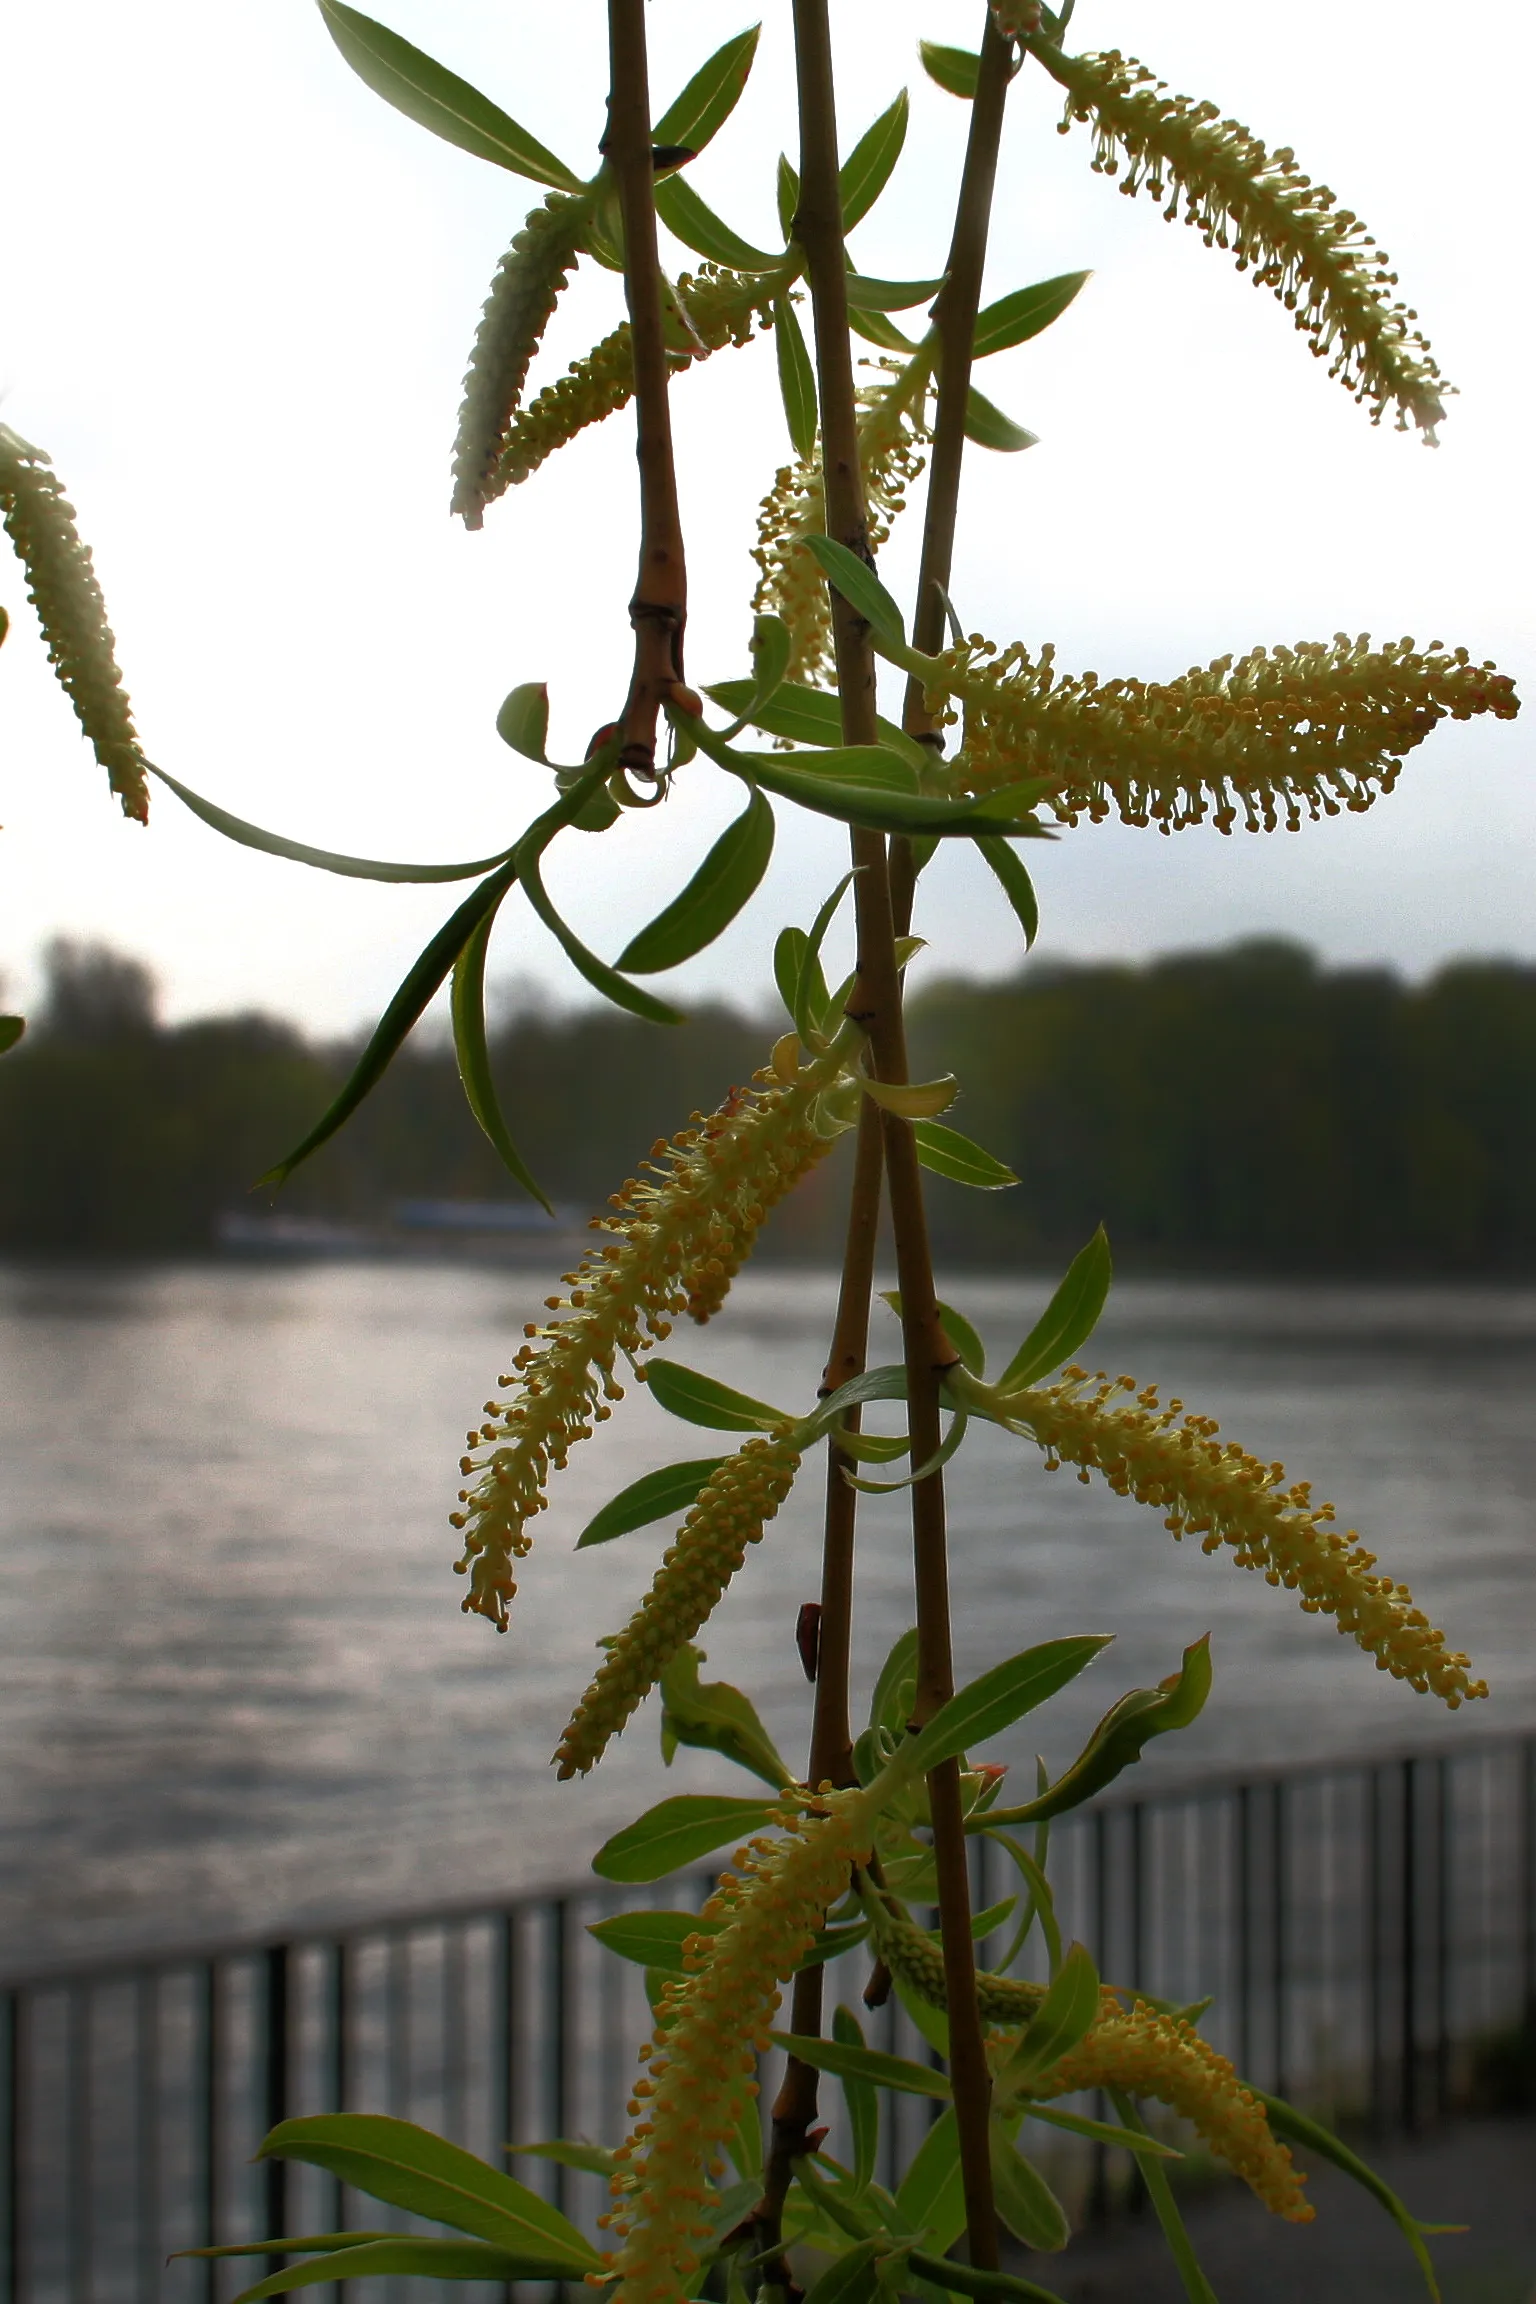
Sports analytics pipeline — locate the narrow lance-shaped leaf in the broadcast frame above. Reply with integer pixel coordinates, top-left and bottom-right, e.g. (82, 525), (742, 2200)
(920, 42), (980, 100)
(447, 952), (548, 1228)
(776, 152), (800, 241)
(973, 833), (1040, 950)
(996, 1942), (1102, 2094)
(972, 272), (1090, 358)
(774, 297), (819, 460)
(796, 868), (856, 1040)
(517, 838), (683, 1025)
(1106, 2091), (1219, 2304)
(148, 764), (510, 883)
(832, 2005), (879, 2193)
(658, 1646), (791, 1788)
(964, 385), (1038, 453)
(316, 2), (581, 189)
(257, 861), (517, 1187)
(617, 788), (775, 973)
(989, 2126), (1071, 2253)
(908, 2251), (1071, 2304)
(1256, 2090), (1459, 2300)
(998, 1225), (1112, 1390)
(643, 1359), (791, 1432)
(653, 25), (762, 158)
(714, 617), (795, 742)
(769, 2031), (951, 2102)
(989, 1637), (1213, 1825)
(592, 1793), (778, 1883)
(904, 1639), (1110, 1775)
(655, 176), (783, 273)
(844, 273), (947, 313)
(839, 91), (909, 229)
(912, 1120), (1019, 1192)
(575, 1459), (726, 1549)
(801, 535), (907, 654)
(217, 2239), (571, 2304)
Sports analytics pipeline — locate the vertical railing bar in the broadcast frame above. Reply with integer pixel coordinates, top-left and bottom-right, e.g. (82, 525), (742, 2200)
(444, 1923), (467, 2148)
(136, 1972), (160, 2304)
(550, 1902), (570, 2221)
(263, 1947), (290, 2263)
(201, 1963), (220, 2304)
(3, 1991), (21, 2304)
(1523, 1738), (1536, 2034)
(1270, 1780), (1286, 2104)
(1368, 1762), (1386, 2132)
(386, 1931), (412, 2130)
(1435, 1755), (1452, 2121)
(1129, 1802), (1146, 1996)
(497, 1914), (516, 2304)
(1235, 1784), (1252, 2078)
(67, 1987), (92, 2304)
(1401, 1756), (1418, 2135)
(1088, 1807), (1110, 2222)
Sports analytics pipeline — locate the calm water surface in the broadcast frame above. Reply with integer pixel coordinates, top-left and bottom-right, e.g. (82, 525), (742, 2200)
(2, 1259), (1532, 1973)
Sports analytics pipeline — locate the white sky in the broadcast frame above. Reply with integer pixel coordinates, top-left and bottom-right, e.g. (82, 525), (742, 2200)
(1, 0), (1531, 1032)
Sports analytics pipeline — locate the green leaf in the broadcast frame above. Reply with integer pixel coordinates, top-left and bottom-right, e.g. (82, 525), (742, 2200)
(315, 3), (580, 189)
(805, 1363), (910, 1441)
(998, 1638), (1213, 1825)
(973, 833), (1039, 950)
(908, 2254), (1069, 2304)
(1256, 2090), (1457, 2300)
(1106, 2092), (1218, 2304)
(495, 681), (549, 762)
(804, 2237), (884, 2304)
(988, 2127), (1069, 2252)
(893, 1969), (950, 2059)
(739, 756), (1023, 842)
(1019, 2100), (1182, 2155)
(973, 273), (1090, 359)
(592, 1793), (778, 1883)
(911, 1121), (1018, 1193)
(653, 26), (761, 159)
(964, 386), (1037, 453)
(832, 2006), (879, 2193)
(175, 2236), (393, 2261)
(798, 869), (857, 1038)
(845, 275), (945, 313)
(895, 2108), (965, 2254)
(840, 93), (909, 231)
(919, 42), (979, 100)
(147, 763), (509, 884)
(741, 743), (917, 794)
(518, 840), (682, 1025)
(223, 2238), (557, 2302)
(507, 2138), (619, 2177)
(775, 925), (822, 1033)
(257, 861), (517, 1186)
(848, 307), (922, 355)
(870, 1628), (919, 1736)
(575, 1458), (726, 1549)
(777, 153), (800, 242)
(770, 2033), (951, 2102)
(881, 1290), (987, 1375)
(588, 1908), (722, 1973)
(705, 676), (928, 770)
(0, 1017), (24, 1056)
(714, 617), (794, 743)
(659, 1645), (792, 1789)
(903, 1639), (1110, 1775)
(255, 2115), (600, 2267)
(655, 176), (782, 273)
(997, 1942), (1101, 2094)
(642, 1359), (790, 1432)
(983, 1830), (1063, 1979)
(450, 910), (552, 1209)
(802, 536), (907, 653)
(998, 1225), (1112, 1391)
(618, 789), (774, 972)
(774, 297), (820, 459)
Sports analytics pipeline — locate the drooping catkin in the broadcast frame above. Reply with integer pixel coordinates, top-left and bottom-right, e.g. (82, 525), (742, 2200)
(492, 265), (774, 499)
(1035, 44), (1449, 438)
(451, 191), (591, 527)
(1026, 1997), (1312, 2221)
(924, 632), (1519, 833)
(600, 1789), (877, 2304)
(752, 349), (934, 688)
(873, 1902), (1049, 2027)
(554, 1433), (803, 1777)
(451, 1052), (847, 1630)
(0, 425), (150, 823)
(1002, 1367), (1486, 1706)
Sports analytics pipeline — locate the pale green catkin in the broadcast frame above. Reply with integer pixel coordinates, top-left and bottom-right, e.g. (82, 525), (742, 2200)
(451, 191), (591, 527)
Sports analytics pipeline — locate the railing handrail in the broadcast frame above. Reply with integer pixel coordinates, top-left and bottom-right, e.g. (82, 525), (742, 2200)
(5, 1724), (1531, 1998)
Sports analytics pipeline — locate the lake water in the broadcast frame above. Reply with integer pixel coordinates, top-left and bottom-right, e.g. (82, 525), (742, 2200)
(2, 1258), (1532, 1977)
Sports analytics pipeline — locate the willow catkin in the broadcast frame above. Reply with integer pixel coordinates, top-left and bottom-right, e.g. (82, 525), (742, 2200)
(924, 631), (1519, 832)
(873, 1902), (1050, 2027)
(1002, 1367), (1485, 1706)
(451, 1052), (846, 1630)
(451, 191), (590, 527)
(1035, 43), (1448, 437)
(599, 1789), (878, 2304)
(0, 425), (150, 823)
(554, 1433), (803, 1777)
(1028, 1997), (1312, 2220)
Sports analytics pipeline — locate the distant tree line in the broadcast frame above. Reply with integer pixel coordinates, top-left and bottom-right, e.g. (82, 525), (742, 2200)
(1, 937), (1532, 1270)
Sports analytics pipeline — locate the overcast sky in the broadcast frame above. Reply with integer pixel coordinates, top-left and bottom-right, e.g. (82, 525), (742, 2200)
(1, 0), (1531, 1032)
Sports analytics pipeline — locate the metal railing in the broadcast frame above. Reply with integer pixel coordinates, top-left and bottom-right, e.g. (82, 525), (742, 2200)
(4, 1733), (1532, 2304)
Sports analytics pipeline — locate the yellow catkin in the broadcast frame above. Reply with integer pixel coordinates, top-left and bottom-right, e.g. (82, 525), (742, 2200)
(752, 350), (934, 689)
(554, 1434), (803, 1777)
(874, 1903), (1050, 2027)
(492, 265), (774, 498)
(1035, 45), (1448, 437)
(0, 425), (150, 824)
(1004, 1368), (1486, 1706)
(451, 1055), (845, 1629)
(922, 632), (1519, 832)
(1028, 1997), (1312, 2221)
(451, 191), (590, 528)
(601, 1789), (878, 2304)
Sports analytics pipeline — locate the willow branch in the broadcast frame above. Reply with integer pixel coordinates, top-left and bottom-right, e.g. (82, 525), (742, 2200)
(603, 0), (688, 777)
(788, 0), (999, 2273)
(893, 8), (1017, 936)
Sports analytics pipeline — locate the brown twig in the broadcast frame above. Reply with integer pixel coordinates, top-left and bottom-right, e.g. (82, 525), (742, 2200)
(603, 0), (688, 779)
